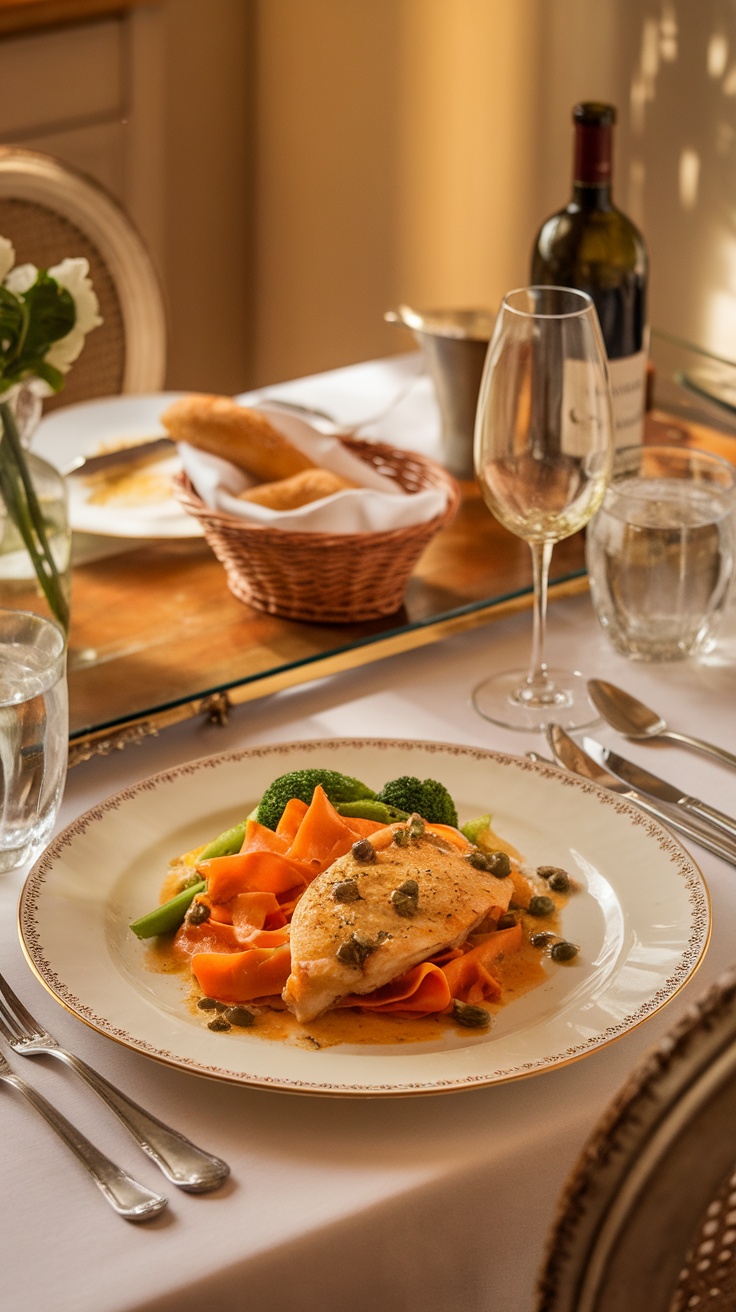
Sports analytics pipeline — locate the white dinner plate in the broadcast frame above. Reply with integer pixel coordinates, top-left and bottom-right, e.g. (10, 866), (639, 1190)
(32, 393), (202, 538)
(19, 740), (710, 1097)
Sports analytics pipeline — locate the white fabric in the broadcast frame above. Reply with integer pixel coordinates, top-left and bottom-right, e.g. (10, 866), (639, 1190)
(2, 355), (736, 1312)
(179, 400), (449, 533)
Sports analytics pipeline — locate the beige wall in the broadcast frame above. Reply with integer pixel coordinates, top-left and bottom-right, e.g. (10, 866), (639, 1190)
(3, 1), (736, 392)
(251, 0), (543, 387)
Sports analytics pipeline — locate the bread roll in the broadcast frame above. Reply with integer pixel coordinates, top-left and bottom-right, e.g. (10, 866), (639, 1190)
(239, 467), (357, 510)
(161, 395), (315, 482)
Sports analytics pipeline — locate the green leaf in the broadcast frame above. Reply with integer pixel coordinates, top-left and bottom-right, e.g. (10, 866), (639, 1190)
(0, 285), (26, 360)
(16, 272), (75, 364)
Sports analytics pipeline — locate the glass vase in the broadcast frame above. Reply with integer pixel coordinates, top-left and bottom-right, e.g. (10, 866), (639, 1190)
(0, 448), (71, 636)
(0, 383), (71, 638)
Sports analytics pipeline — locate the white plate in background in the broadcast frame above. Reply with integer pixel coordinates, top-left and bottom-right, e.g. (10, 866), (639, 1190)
(33, 393), (201, 538)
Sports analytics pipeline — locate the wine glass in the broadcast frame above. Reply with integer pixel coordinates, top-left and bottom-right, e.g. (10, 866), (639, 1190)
(472, 286), (613, 731)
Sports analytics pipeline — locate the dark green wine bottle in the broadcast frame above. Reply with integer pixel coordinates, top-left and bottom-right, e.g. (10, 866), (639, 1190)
(530, 102), (648, 447)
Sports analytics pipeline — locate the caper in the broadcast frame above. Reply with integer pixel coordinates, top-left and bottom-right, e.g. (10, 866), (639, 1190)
(333, 878), (361, 902)
(397, 878), (419, 897)
(391, 892), (416, 917)
(207, 1014), (231, 1032)
(351, 838), (376, 863)
(537, 865), (568, 882)
(407, 814), (425, 838)
(197, 996), (225, 1011)
(451, 999), (491, 1029)
(224, 1005), (256, 1027)
(497, 912), (518, 931)
(529, 931), (554, 947)
(485, 851), (511, 878)
(547, 870), (571, 893)
(528, 895), (555, 917)
(336, 939), (361, 967)
(466, 850), (490, 870)
(186, 899), (211, 926)
(551, 940), (579, 962)
(393, 827), (412, 847)
(336, 930), (381, 969)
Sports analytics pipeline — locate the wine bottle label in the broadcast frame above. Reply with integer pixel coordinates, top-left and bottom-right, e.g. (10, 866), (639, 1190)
(561, 359), (612, 456)
(608, 350), (647, 447)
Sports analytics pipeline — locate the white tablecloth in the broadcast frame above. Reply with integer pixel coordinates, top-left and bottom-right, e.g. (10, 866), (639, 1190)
(3, 359), (736, 1312)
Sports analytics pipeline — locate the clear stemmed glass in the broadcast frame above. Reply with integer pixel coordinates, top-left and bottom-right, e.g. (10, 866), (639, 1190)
(472, 286), (613, 731)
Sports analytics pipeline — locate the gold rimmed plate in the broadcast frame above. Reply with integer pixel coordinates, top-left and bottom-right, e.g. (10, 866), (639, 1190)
(18, 739), (710, 1096)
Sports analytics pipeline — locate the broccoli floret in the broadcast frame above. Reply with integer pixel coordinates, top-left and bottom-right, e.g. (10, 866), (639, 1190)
(374, 776), (458, 827)
(255, 769), (375, 831)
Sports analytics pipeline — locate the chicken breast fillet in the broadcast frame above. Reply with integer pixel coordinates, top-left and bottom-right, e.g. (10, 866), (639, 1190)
(283, 829), (513, 1023)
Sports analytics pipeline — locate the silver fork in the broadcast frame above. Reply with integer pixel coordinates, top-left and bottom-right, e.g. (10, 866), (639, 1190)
(0, 971), (229, 1193)
(0, 1047), (167, 1221)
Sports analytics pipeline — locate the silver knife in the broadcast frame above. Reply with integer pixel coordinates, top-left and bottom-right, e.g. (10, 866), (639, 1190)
(581, 737), (736, 844)
(547, 725), (736, 867)
(63, 436), (175, 477)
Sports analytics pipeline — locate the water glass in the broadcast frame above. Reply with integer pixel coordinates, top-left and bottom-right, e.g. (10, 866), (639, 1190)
(586, 444), (736, 661)
(0, 609), (68, 873)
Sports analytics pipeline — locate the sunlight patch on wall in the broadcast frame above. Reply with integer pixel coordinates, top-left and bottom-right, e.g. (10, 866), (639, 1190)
(723, 63), (736, 95)
(708, 32), (728, 78)
(659, 2), (678, 62)
(627, 158), (646, 227)
(678, 147), (700, 209)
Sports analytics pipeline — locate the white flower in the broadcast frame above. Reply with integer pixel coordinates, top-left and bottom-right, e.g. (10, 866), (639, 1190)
(45, 257), (103, 373)
(0, 237), (15, 284)
(4, 262), (38, 296)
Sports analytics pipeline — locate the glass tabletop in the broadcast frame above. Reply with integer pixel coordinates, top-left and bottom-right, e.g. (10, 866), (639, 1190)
(27, 346), (735, 764)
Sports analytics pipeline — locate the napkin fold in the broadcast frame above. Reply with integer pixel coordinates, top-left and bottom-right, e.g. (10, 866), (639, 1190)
(178, 404), (448, 534)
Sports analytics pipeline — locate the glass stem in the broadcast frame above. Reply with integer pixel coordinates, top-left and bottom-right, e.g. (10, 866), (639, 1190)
(526, 539), (554, 696)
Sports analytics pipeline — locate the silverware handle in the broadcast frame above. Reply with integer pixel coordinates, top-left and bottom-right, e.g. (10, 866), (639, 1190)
(683, 797), (736, 843)
(2, 1072), (167, 1221)
(55, 1050), (229, 1193)
(627, 793), (736, 867)
(662, 730), (736, 771)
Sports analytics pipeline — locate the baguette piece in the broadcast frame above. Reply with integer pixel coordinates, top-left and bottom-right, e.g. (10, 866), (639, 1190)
(239, 467), (357, 510)
(161, 395), (315, 482)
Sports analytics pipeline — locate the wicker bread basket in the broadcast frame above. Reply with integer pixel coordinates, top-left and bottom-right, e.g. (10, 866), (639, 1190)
(174, 436), (460, 623)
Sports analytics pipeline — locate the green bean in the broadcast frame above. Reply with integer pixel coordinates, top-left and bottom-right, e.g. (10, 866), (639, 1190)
(129, 880), (206, 939)
(200, 820), (247, 860)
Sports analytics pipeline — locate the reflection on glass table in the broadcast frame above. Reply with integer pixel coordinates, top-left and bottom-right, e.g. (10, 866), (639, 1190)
(19, 344), (736, 763)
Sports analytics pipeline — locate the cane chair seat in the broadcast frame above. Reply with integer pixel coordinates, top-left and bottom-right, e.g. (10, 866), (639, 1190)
(537, 965), (736, 1312)
(0, 147), (165, 408)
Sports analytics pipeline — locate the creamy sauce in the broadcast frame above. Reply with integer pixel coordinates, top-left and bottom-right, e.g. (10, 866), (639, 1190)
(82, 437), (174, 507)
(143, 878), (571, 1048)
(84, 467), (174, 507)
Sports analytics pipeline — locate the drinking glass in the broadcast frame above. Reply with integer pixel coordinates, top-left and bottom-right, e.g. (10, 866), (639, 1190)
(0, 609), (68, 873)
(472, 286), (613, 730)
(586, 444), (736, 660)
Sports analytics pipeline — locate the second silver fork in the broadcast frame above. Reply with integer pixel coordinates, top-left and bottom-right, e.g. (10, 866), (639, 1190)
(0, 971), (229, 1193)
(0, 1048), (167, 1221)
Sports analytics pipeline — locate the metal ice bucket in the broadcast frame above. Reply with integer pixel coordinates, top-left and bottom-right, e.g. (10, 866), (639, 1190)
(385, 306), (494, 478)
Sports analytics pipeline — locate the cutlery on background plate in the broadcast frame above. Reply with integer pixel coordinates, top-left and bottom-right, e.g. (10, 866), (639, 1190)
(0, 971), (229, 1193)
(581, 738), (736, 844)
(547, 725), (736, 868)
(587, 679), (736, 771)
(63, 436), (175, 478)
(0, 1049), (167, 1221)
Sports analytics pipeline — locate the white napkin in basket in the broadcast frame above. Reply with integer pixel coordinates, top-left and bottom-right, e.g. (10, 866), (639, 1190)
(178, 404), (449, 534)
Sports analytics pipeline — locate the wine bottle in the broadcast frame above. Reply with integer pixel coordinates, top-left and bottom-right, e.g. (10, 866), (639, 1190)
(530, 102), (648, 447)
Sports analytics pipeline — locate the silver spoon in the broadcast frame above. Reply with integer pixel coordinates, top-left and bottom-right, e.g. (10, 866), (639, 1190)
(587, 679), (736, 770)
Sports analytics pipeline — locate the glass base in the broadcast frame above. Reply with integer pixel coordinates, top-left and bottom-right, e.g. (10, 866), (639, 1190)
(472, 667), (601, 733)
